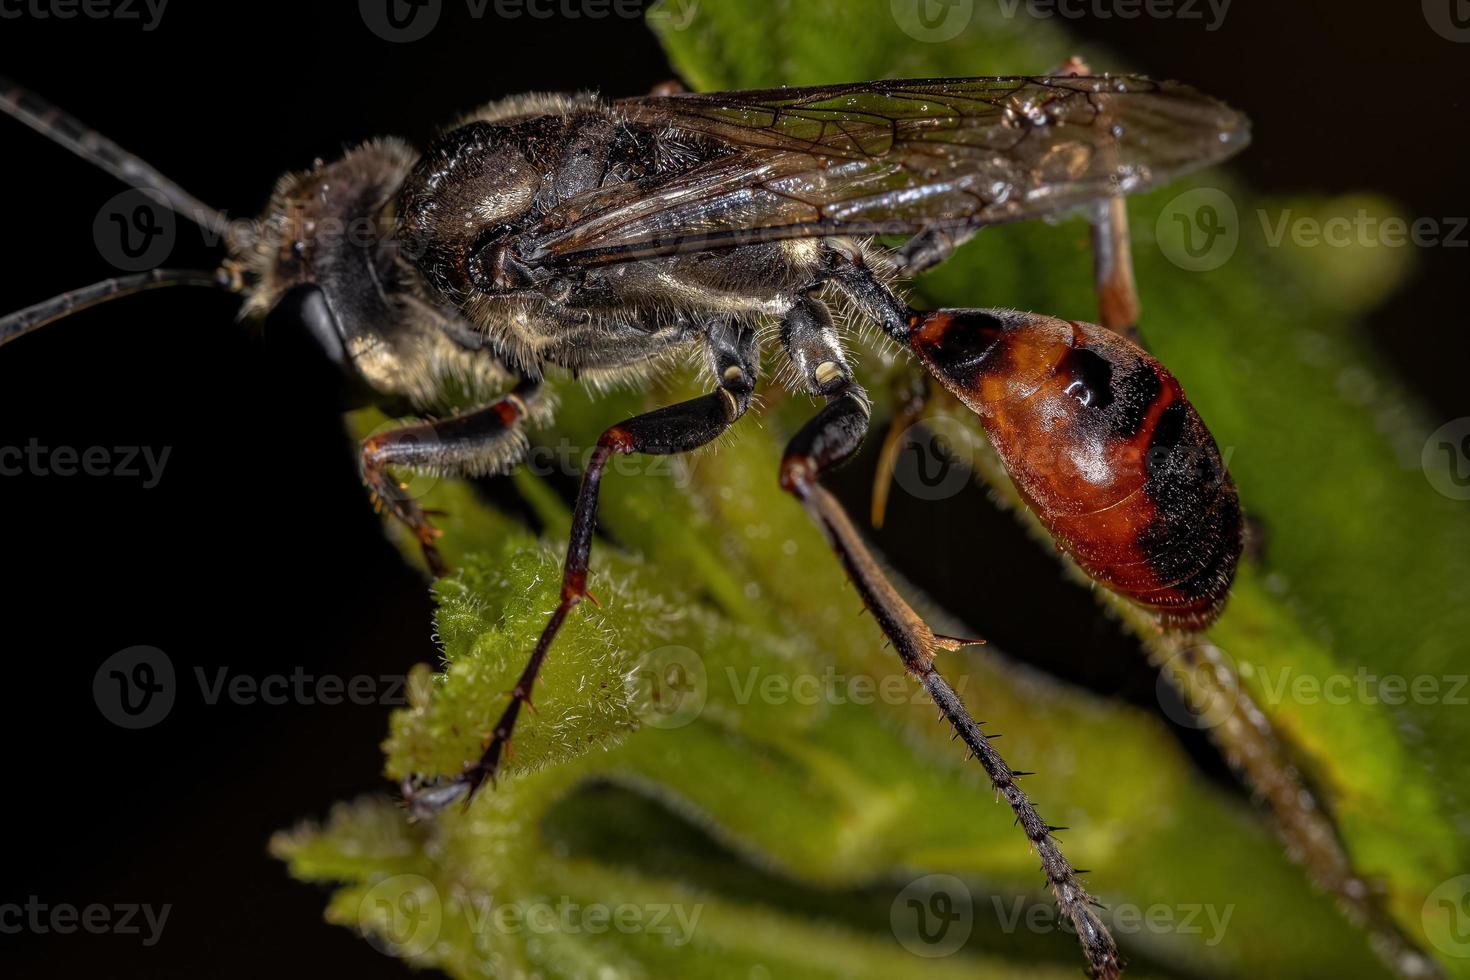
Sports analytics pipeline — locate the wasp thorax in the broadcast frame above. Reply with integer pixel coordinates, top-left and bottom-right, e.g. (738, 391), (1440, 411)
(396, 121), (542, 300)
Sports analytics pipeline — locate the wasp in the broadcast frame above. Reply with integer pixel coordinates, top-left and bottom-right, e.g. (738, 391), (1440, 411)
(0, 64), (1248, 978)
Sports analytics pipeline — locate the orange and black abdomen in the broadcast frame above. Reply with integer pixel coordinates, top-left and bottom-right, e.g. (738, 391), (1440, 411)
(908, 309), (1241, 628)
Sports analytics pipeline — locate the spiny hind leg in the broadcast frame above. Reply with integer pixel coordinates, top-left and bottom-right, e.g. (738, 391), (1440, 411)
(776, 292), (971, 660)
(403, 321), (758, 815)
(359, 380), (542, 575)
(776, 292), (1123, 980)
(778, 390), (1121, 979)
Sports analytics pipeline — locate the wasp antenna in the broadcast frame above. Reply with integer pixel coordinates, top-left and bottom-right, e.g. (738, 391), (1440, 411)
(0, 269), (232, 349)
(0, 76), (236, 240)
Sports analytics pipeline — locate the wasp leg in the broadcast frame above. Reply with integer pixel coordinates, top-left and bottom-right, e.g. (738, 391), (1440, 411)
(778, 403), (1122, 979)
(360, 380), (542, 575)
(893, 224), (979, 278)
(1041, 55), (1143, 339)
(780, 292), (852, 395)
(776, 296), (1122, 980)
(895, 193), (1138, 340)
(1051, 55), (1092, 76)
(869, 369), (931, 529)
(1090, 195), (1140, 338)
(893, 194), (1139, 342)
(814, 252), (947, 530)
(405, 322), (758, 815)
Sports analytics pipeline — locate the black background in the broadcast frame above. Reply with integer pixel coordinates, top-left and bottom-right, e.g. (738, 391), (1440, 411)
(0, 2), (1465, 976)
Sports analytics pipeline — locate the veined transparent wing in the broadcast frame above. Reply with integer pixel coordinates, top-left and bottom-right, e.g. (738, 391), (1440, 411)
(528, 75), (1248, 265)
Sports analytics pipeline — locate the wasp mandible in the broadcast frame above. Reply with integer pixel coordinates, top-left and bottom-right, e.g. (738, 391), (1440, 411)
(0, 65), (1249, 979)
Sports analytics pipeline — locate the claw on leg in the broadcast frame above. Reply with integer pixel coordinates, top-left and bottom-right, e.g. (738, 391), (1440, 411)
(363, 456), (448, 575)
(358, 382), (542, 578)
(400, 774), (471, 821)
(934, 633), (985, 651)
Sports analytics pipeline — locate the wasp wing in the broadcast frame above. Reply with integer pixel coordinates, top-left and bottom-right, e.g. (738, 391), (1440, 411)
(527, 75), (1248, 266)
